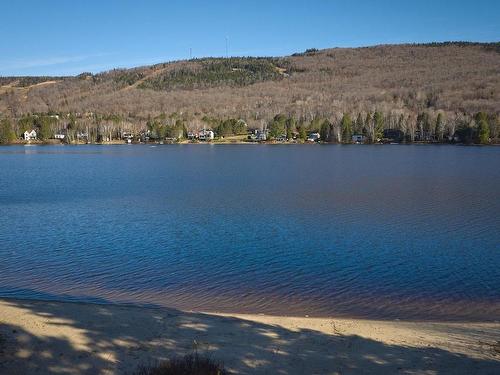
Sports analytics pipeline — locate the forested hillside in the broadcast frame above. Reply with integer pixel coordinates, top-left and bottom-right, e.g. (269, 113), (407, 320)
(0, 42), (499, 143)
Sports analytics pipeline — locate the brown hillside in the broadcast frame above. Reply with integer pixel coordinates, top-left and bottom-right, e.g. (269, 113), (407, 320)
(0, 43), (499, 126)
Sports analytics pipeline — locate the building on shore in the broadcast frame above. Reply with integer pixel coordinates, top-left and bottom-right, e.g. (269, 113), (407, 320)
(23, 130), (37, 141)
(352, 134), (365, 143)
(383, 129), (405, 143)
(307, 132), (320, 142)
(275, 134), (287, 142)
(199, 129), (214, 141)
(256, 129), (267, 141)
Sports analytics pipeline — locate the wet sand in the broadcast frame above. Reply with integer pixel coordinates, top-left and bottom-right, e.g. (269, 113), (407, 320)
(0, 298), (499, 374)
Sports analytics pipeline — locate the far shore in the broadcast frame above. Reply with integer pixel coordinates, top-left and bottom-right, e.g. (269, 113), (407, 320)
(1, 298), (499, 374)
(1, 140), (498, 146)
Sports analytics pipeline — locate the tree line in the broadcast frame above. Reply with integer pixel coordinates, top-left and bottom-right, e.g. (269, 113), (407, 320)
(0, 110), (497, 145)
(266, 111), (497, 144)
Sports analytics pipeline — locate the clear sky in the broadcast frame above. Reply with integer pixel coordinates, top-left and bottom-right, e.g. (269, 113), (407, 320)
(1, 0), (499, 76)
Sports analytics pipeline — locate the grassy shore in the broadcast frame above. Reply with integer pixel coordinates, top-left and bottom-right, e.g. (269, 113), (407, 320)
(0, 298), (499, 374)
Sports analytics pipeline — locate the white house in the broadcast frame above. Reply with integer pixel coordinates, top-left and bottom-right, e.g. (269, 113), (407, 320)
(198, 129), (214, 141)
(307, 132), (321, 142)
(256, 129), (267, 141)
(23, 130), (37, 141)
(54, 134), (65, 140)
(76, 132), (88, 140)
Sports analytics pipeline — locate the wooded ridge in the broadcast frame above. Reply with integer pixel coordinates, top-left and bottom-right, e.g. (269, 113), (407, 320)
(0, 42), (498, 144)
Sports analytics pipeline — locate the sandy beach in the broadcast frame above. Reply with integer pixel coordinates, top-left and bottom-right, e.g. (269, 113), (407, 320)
(0, 298), (499, 374)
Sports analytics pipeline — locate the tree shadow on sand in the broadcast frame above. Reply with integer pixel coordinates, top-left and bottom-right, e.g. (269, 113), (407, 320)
(0, 295), (499, 375)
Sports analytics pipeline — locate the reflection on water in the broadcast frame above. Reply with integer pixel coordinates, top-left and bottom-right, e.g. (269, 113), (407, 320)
(0, 144), (499, 320)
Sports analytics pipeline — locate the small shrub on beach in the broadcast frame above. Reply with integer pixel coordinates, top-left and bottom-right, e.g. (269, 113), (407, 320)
(134, 354), (227, 375)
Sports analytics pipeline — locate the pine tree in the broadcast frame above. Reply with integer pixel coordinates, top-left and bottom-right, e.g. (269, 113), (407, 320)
(435, 113), (444, 141)
(373, 111), (384, 142)
(341, 114), (352, 143)
(477, 118), (490, 144)
(298, 125), (307, 140)
(354, 113), (364, 134)
(474, 112), (489, 144)
(36, 116), (55, 140)
(320, 120), (330, 141)
(268, 115), (287, 139)
(490, 114), (499, 139)
(364, 113), (373, 142)
(285, 117), (296, 140)
(0, 119), (16, 144)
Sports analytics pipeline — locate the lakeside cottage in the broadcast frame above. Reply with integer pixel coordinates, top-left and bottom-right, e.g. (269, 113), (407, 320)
(256, 130), (267, 141)
(198, 129), (214, 141)
(248, 129), (268, 141)
(307, 132), (320, 142)
(352, 134), (365, 143)
(122, 132), (134, 143)
(77, 132), (89, 140)
(383, 129), (405, 143)
(23, 130), (37, 141)
(275, 134), (287, 142)
(122, 132), (133, 139)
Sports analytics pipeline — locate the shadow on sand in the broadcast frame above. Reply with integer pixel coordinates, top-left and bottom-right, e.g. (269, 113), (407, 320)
(0, 294), (499, 375)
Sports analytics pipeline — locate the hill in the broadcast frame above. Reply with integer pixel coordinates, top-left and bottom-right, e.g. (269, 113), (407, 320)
(0, 42), (499, 143)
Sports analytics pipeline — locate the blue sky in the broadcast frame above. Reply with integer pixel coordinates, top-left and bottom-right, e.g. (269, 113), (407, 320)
(1, 0), (499, 76)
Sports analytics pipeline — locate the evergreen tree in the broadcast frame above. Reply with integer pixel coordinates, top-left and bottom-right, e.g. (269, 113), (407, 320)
(422, 113), (431, 138)
(373, 111), (384, 141)
(233, 119), (247, 135)
(341, 114), (353, 143)
(37, 117), (53, 140)
(364, 113), (371, 132)
(364, 112), (372, 141)
(17, 115), (36, 134)
(476, 112), (490, 144)
(167, 119), (187, 139)
(489, 114), (499, 139)
(0, 119), (16, 144)
(297, 125), (307, 140)
(268, 114), (287, 139)
(215, 118), (247, 137)
(354, 113), (364, 134)
(435, 113), (444, 141)
(309, 118), (323, 132)
(285, 117), (296, 140)
(320, 120), (330, 141)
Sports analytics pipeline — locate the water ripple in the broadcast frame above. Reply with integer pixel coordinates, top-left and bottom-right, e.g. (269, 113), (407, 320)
(0, 144), (499, 321)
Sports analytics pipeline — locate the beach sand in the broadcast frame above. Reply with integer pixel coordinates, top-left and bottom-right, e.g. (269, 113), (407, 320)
(0, 298), (499, 374)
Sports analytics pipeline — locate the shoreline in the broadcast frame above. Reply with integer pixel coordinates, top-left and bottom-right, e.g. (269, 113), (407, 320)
(1, 297), (499, 374)
(0, 295), (498, 323)
(1, 141), (498, 146)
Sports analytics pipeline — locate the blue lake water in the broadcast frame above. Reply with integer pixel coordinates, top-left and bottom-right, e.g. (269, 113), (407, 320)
(0, 144), (499, 321)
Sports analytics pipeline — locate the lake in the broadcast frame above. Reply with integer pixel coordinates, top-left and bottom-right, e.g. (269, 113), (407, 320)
(0, 144), (499, 321)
